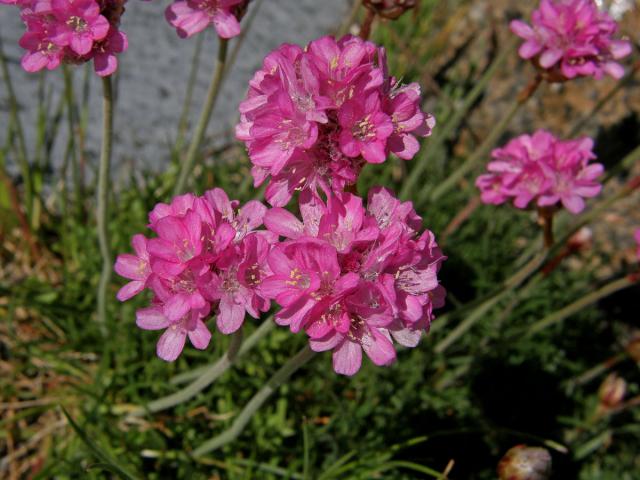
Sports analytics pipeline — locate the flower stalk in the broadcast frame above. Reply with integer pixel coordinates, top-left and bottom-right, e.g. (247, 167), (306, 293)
(170, 317), (275, 386)
(425, 74), (542, 204)
(399, 36), (519, 200)
(97, 75), (114, 332)
(193, 345), (316, 456)
(173, 38), (229, 196)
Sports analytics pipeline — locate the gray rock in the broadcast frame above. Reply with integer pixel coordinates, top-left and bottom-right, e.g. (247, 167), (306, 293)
(0, 0), (349, 175)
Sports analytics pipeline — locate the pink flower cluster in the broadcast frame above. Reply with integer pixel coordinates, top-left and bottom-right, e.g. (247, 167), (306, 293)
(236, 35), (435, 207)
(115, 187), (447, 374)
(476, 130), (603, 214)
(165, 0), (247, 39)
(511, 0), (632, 80)
(261, 188), (446, 376)
(1, 0), (128, 76)
(114, 189), (275, 361)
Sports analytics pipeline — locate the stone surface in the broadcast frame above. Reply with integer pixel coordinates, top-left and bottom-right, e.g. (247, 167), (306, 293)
(0, 0), (349, 173)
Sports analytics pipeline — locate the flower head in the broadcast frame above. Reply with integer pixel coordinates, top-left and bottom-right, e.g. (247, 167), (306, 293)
(9, 0), (128, 74)
(476, 130), (603, 214)
(165, 0), (245, 39)
(511, 0), (632, 80)
(115, 189), (274, 362)
(237, 35), (435, 206)
(262, 188), (446, 376)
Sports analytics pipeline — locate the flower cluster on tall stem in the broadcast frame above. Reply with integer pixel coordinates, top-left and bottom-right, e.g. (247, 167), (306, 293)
(261, 188), (446, 376)
(165, 0), (249, 39)
(236, 35), (435, 207)
(115, 189), (275, 361)
(476, 130), (604, 215)
(3, 0), (128, 76)
(511, 0), (632, 81)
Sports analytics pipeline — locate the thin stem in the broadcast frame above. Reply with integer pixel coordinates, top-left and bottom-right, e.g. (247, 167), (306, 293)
(0, 37), (32, 223)
(173, 38), (228, 196)
(525, 275), (638, 337)
(193, 345), (316, 456)
(359, 8), (376, 40)
(399, 36), (519, 200)
(144, 330), (244, 414)
(97, 76), (114, 333)
(175, 33), (205, 152)
(426, 74), (542, 204)
(538, 207), (555, 249)
(338, 0), (363, 37)
(170, 317), (275, 385)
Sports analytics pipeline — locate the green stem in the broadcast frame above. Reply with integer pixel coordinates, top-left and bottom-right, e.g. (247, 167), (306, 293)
(193, 345), (316, 456)
(173, 38), (228, 196)
(425, 79), (537, 204)
(97, 76), (114, 333)
(525, 276), (638, 337)
(144, 330), (244, 414)
(170, 316), (275, 385)
(0, 37), (32, 223)
(175, 33), (205, 153)
(399, 36), (518, 200)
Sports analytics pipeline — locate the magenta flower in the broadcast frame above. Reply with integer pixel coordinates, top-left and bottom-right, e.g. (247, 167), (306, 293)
(511, 0), (632, 80)
(92, 26), (127, 77)
(49, 0), (110, 55)
(262, 189), (446, 376)
(165, 0), (244, 39)
(338, 94), (393, 164)
(115, 189), (275, 361)
(7, 0), (128, 75)
(114, 234), (152, 301)
(476, 130), (604, 214)
(237, 35), (435, 206)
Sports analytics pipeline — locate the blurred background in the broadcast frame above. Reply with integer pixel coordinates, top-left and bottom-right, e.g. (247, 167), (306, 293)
(1, 0), (640, 478)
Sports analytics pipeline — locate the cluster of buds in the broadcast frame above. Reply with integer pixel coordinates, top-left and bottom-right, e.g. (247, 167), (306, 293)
(1, 0), (128, 76)
(363, 0), (418, 20)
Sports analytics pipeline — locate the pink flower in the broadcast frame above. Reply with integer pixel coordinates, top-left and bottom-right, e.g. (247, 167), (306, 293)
(114, 234), (152, 301)
(8, 0), (128, 75)
(338, 93), (393, 164)
(635, 229), (640, 261)
(237, 35), (435, 206)
(511, 0), (632, 80)
(49, 0), (110, 56)
(165, 0), (244, 39)
(115, 190), (275, 362)
(92, 26), (127, 77)
(136, 302), (212, 362)
(263, 189), (446, 376)
(476, 130), (603, 214)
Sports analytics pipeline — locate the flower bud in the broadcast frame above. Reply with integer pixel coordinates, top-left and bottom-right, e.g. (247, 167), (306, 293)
(363, 0), (418, 20)
(497, 445), (552, 480)
(598, 373), (626, 410)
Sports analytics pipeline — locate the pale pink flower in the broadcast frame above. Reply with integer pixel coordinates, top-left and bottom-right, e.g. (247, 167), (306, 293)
(476, 130), (603, 214)
(165, 0), (244, 39)
(511, 0), (632, 80)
